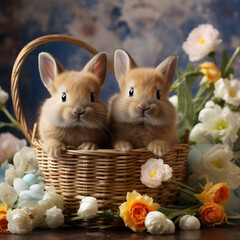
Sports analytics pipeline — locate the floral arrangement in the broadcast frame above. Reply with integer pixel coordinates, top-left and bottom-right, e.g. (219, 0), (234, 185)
(1, 23), (240, 235)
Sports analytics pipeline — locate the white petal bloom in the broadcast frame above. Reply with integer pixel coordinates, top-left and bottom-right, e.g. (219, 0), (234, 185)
(6, 208), (33, 234)
(0, 182), (18, 206)
(189, 123), (209, 143)
(0, 86), (9, 104)
(144, 211), (175, 235)
(77, 197), (98, 219)
(45, 206), (64, 229)
(198, 101), (240, 144)
(38, 186), (64, 211)
(140, 158), (173, 188)
(191, 144), (240, 189)
(182, 24), (221, 62)
(179, 215), (201, 230)
(214, 78), (240, 107)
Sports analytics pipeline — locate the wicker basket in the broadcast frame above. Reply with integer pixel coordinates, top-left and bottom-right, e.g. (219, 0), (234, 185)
(11, 34), (190, 228)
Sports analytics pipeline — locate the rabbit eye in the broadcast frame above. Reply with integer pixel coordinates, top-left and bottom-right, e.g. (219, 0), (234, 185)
(61, 92), (67, 102)
(129, 87), (134, 97)
(90, 92), (95, 102)
(156, 90), (161, 100)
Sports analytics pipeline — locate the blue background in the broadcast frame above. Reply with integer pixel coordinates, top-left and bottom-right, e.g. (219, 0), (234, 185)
(1, 0), (240, 141)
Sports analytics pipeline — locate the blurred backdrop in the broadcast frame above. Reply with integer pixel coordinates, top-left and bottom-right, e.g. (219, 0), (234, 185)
(1, 0), (240, 140)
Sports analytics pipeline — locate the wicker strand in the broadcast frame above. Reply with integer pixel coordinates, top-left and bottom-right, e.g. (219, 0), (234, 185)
(11, 34), (114, 143)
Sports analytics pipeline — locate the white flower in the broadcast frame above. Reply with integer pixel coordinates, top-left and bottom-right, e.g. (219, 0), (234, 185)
(0, 86), (9, 104)
(190, 144), (240, 189)
(182, 24), (221, 62)
(0, 182), (18, 206)
(0, 132), (27, 164)
(198, 101), (240, 144)
(45, 206), (64, 229)
(214, 78), (240, 107)
(38, 186), (64, 211)
(6, 208), (33, 234)
(189, 123), (209, 143)
(77, 197), (98, 219)
(179, 215), (201, 230)
(140, 158), (173, 188)
(144, 211), (175, 234)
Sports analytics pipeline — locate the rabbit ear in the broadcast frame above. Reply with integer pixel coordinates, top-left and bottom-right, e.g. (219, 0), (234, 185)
(156, 55), (178, 97)
(83, 52), (108, 85)
(114, 49), (137, 84)
(38, 52), (64, 91)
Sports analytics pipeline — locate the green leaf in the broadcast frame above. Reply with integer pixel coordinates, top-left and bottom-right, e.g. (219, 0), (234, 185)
(220, 50), (229, 75)
(177, 85), (196, 130)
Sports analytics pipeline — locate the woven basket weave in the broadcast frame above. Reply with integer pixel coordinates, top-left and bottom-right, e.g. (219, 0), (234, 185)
(11, 34), (190, 229)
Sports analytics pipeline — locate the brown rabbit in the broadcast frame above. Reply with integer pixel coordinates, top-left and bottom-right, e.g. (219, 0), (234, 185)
(38, 52), (108, 158)
(108, 49), (178, 156)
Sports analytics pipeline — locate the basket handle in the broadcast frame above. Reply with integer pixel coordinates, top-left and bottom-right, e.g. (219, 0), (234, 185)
(11, 34), (114, 143)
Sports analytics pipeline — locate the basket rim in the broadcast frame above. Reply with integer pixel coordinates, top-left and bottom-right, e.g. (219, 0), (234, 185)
(11, 34), (114, 143)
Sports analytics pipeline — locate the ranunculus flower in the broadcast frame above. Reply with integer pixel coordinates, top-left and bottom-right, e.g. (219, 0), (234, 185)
(0, 182), (18, 207)
(119, 190), (160, 232)
(0, 201), (10, 232)
(214, 78), (240, 107)
(179, 215), (201, 230)
(45, 206), (64, 229)
(6, 208), (33, 234)
(190, 144), (240, 189)
(194, 182), (230, 206)
(140, 158), (173, 188)
(0, 87), (9, 104)
(189, 123), (209, 144)
(38, 186), (64, 211)
(199, 61), (221, 86)
(182, 24), (221, 62)
(77, 197), (98, 219)
(0, 133), (27, 164)
(144, 211), (175, 234)
(197, 101), (240, 144)
(198, 203), (228, 227)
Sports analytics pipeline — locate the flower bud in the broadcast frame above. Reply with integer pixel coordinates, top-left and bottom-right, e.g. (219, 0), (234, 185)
(179, 215), (201, 230)
(77, 197), (98, 219)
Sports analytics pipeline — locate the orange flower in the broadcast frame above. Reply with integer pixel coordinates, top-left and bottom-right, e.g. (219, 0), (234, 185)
(199, 61), (221, 86)
(119, 190), (160, 232)
(199, 203), (229, 227)
(194, 182), (230, 206)
(0, 201), (10, 233)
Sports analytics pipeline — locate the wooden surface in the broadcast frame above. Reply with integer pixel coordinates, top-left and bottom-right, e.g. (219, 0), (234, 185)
(0, 226), (239, 240)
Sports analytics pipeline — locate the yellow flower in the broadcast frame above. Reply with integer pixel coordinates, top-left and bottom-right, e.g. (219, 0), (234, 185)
(119, 190), (160, 232)
(0, 201), (11, 232)
(199, 61), (221, 87)
(194, 182), (230, 206)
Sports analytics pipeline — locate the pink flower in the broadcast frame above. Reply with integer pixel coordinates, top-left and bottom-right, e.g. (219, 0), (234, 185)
(140, 158), (173, 188)
(0, 132), (27, 164)
(182, 24), (222, 62)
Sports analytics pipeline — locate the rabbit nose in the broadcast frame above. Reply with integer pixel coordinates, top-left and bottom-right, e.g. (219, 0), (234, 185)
(73, 109), (85, 118)
(138, 105), (150, 112)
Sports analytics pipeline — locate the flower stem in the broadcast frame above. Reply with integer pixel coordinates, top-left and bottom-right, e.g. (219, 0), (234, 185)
(167, 179), (197, 193)
(223, 46), (240, 78)
(0, 105), (20, 130)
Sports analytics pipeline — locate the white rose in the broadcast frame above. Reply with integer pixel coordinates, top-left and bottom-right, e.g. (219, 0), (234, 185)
(38, 186), (64, 211)
(144, 211), (175, 234)
(77, 197), (98, 219)
(214, 78), (240, 107)
(6, 208), (33, 234)
(45, 206), (64, 229)
(179, 215), (201, 230)
(0, 86), (9, 104)
(189, 123), (209, 143)
(0, 132), (27, 164)
(0, 182), (18, 206)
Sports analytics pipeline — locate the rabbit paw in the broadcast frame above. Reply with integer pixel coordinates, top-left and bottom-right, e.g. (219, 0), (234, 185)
(78, 142), (99, 150)
(147, 140), (170, 156)
(45, 141), (66, 158)
(114, 140), (133, 152)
